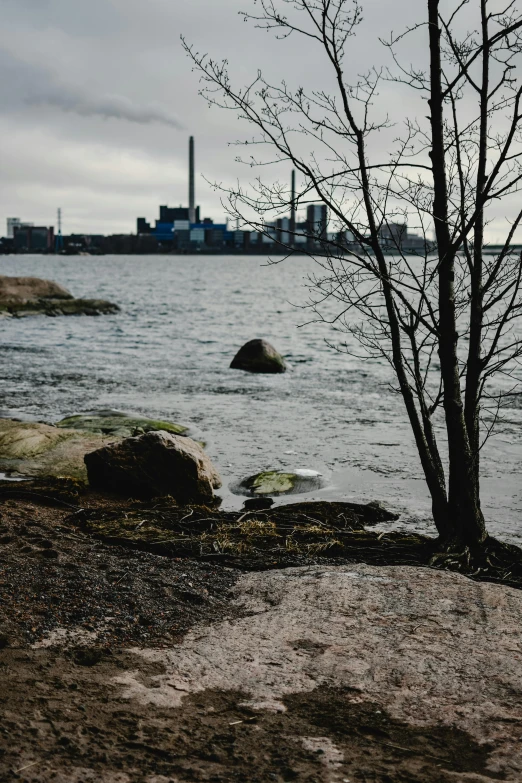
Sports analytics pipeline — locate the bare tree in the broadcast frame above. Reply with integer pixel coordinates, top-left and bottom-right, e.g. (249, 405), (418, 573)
(183, 0), (522, 550)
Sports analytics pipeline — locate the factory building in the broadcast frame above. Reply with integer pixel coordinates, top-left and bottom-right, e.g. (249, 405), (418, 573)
(13, 225), (54, 252)
(134, 141), (333, 253)
(6, 218), (27, 238)
(306, 204), (328, 247)
(136, 136), (210, 246)
(378, 223), (427, 253)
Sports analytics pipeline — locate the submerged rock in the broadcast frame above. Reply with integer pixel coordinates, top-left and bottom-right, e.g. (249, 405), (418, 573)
(230, 339), (286, 373)
(84, 430), (222, 502)
(0, 275), (119, 317)
(57, 410), (188, 439)
(232, 469), (325, 497)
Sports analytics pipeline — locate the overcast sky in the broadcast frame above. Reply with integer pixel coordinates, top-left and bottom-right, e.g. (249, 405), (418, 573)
(0, 0), (514, 240)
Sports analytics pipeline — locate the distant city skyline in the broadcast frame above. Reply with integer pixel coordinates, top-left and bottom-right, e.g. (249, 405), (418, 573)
(0, 0), (517, 242)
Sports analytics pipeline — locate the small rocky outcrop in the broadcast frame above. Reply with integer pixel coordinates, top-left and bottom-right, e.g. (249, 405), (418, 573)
(231, 469), (325, 497)
(84, 430), (221, 502)
(0, 275), (119, 317)
(230, 339), (286, 373)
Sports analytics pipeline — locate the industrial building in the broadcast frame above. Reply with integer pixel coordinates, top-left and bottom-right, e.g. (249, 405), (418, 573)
(377, 222), (427, 253)
(135, 137), (237, 250)
(6, 218), (29, 239)
(1, 138), (428, 255)
(136, 136), (212, 247)
(134, 140), (329, 253)
(12, 224), (54, 252)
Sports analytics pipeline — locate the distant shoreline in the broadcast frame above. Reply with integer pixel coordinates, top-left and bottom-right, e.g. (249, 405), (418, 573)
(1, 246), (517, 257)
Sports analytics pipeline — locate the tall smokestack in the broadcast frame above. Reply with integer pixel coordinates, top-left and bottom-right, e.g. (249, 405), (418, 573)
(290, 169), (296, 245)
(189, 136), (196, 224)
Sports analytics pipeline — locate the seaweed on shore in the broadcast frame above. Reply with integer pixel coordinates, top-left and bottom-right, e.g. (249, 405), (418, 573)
(66, 498), (434, 571)
(65, 497), (522, 588)
(3, 477), (522, 590)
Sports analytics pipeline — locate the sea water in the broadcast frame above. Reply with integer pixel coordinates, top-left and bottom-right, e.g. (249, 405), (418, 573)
(1, 254), (521, 544)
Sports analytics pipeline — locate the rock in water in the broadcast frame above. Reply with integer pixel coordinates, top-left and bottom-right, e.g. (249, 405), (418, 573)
(230, 339), (286, 373)
(0, 275), (119, 317)
(0, 275), (73, 303)
(84, 430), (222, 502)
(231, 469), (325, 497)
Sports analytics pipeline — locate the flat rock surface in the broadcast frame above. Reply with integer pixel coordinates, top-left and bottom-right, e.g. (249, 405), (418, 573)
(116, 564), (522, 780)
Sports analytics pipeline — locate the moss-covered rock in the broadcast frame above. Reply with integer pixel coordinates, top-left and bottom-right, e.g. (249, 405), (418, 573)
(231, 469), (326, 497)
(0, 419), (113, 481)
(0, 298), (119, 317)
(0, 411), (194, 483)
(56, 410), (188, 438)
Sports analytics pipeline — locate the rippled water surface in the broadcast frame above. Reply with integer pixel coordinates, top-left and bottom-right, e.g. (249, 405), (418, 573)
(1, 254), (521, 543)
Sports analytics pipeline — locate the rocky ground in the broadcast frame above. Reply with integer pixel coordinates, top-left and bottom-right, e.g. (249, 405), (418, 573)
(2, 485), (522, 781)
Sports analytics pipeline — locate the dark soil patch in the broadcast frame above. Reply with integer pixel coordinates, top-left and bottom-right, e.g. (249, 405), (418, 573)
(0, 649), (502, 782)
(0, 491), (238, 649)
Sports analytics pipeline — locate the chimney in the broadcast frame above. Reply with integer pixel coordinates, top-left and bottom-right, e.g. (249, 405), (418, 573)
(189, 136), (196, 224)
(290, 169), (296, 244)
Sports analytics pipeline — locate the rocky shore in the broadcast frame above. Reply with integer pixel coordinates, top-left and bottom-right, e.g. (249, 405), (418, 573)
(2, 413), (522, 781)
(0, 275), (119, 317)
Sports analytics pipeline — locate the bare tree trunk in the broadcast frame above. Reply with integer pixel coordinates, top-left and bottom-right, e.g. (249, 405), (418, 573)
(377, 265), (450, 536)
(428, 0), (487, 545)
(464, 0), (489, 507)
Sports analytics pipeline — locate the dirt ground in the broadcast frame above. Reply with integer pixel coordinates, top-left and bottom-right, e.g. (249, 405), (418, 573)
(2, 650), (501, 783)
(0, 486), (518, 782)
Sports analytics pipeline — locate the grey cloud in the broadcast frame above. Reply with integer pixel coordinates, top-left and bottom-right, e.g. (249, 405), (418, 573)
(0, 0), (511, 239)
(0, 48), (183, 129)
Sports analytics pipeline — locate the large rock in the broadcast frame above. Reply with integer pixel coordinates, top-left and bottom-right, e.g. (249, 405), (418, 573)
(0, 275), (119, 317)
(84, 430), (221, 502)
(0, 275), (72, 302)
(0, 412), (189, 482)
(230, 339), (286, 373)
